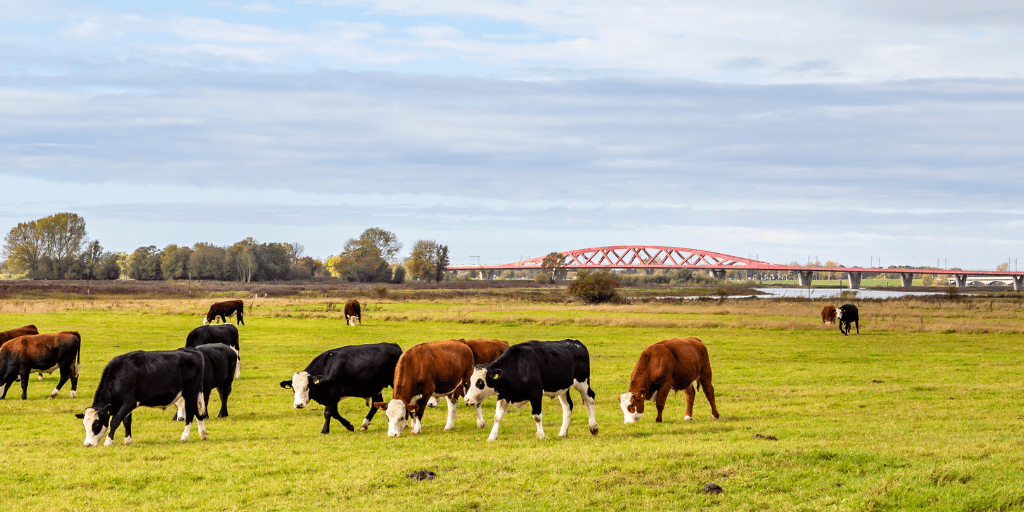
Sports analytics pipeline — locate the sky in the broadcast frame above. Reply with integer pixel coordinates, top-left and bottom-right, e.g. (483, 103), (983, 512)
(1, 0), (1023, 270)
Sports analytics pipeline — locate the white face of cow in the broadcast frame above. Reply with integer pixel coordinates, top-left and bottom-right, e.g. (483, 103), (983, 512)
(619, 392), (644, 424)
(346, 315), (358, 327)
(464, 367), (496, 406)
(836, 308), (844, 321)
(290, 372), (312, 408)
(78, 407), (109, 447)
(378, 399), (418, 437)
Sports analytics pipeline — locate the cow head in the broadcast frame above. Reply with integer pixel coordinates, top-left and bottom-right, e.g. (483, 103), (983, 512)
(374, 399), (419, 437)
(75, 406), (111, 447)
(280, 371), (321, 409)
(464, 365), (495, 406)
(619, 391), (646, 424)
(346, 315), (358, 327)
(835, 307), (844, 321)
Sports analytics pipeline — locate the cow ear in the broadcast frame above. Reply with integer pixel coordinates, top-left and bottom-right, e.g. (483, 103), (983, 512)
(74, 413), (85, 419)
(280, 380), (292, 389)
(373, 402), (387, 411)
(636, 390), (644, 399)
(491, 369), (501, 381)
(406, 404), (419, 413)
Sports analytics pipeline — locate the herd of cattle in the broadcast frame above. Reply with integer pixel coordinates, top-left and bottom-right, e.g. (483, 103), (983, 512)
(0, 298), (859, 447)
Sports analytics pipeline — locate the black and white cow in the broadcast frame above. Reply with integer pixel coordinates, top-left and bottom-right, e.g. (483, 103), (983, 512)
(837, 304), (860, 335)
(463, 339), (598, 441)
(75, 349), (208, 447)
(185, 324), (241, 377)
(173, 344), (238, 420)
(281, 343), (402, 434)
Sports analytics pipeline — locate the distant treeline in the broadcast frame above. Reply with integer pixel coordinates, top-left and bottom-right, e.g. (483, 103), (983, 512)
(2, 213), (450, 283)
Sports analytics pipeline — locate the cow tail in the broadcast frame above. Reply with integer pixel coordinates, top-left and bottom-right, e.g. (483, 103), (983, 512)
(74, 333), (82, 378)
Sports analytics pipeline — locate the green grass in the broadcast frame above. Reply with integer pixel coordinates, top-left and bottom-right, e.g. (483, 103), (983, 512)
(3, 298), (1024, 511)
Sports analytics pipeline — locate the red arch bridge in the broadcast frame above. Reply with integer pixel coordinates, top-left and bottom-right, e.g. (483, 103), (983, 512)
(446, 245), (1024, 290)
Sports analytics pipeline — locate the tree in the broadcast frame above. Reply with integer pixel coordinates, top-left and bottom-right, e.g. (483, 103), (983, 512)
(190, 243), (227, 280)
(227, 238), (258, 283)
(541, 252), (567, 282)
(2, 212), (88, 279)
(358, 228), (402, 262)
(568, 270), (621, 304)
(997, 262), (1010, 272)
(160, 245), (193, 280)
(127, 246), (162, 280)
(407, 240), (449, 283)
(329, 237), (392, 282)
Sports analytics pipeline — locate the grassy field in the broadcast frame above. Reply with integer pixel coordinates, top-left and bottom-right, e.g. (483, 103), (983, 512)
(2, 293), (1024, 511)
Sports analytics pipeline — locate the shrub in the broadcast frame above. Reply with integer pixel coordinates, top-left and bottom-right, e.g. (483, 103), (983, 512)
(568, 270), (621, 304)
(373, 286), (388, 299)
(534, 273), (552, 284)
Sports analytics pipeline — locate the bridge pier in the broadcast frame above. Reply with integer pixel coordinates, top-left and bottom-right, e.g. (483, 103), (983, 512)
(712, 270), (726, 280)
(953, 274), (968, 288)
(900, 273), (915, 288)
(1015, 276), (1024, 291)
(845, 272), (862, 290)
(796, 271), (814, 287)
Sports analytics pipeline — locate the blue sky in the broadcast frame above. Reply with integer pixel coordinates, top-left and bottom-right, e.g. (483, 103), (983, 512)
(1, 0), (1023, 270)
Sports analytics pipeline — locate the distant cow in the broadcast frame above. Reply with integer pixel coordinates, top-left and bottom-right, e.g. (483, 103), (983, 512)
(619, 338), (720, 424)
(0, 332), (81, 400)
(374, 340), (474, 437)
(76, 349), (208, 447)
(821, 305), (837, 324)
(837, 304), (860, 335)
(344, 300), (361, 326)
(0, 324), (51, 380)
(426, 338), (510, 428)
(186, 324), (241, 377)
(464, 339), (598, 441)
(204, 300), (245, 326)
(174, 344), (238, 420)
(282, 343), (402, 434)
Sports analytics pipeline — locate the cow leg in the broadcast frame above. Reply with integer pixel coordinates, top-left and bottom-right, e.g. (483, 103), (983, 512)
(107, 404), (134, 446)
(682, 383), (696, 421)
(411, 399), (427, 434)
(0, 379), (10, 399)
(855, 320), (859, 334)
(70, 360), (79, 398)
(530, 395), (546, 440)
(217, 383), (232, 418)
(361, 392), (383, 430)
(573, 379), (599, 435)
(172, 395), (186, 421)
(123, 412), (134, 446)
(473, 403), (485, 429)
(700, 376), (720, 419)
(331, 405), (355, 432)
(656, 383), (673, 422)
(19, 368), (31, 400)
(556, 392), (572, 437)
(321, 403), (334, 434)
(50, 366), (72, 399)
(443, 394), (458, 431)
(487, 399), (509, 441)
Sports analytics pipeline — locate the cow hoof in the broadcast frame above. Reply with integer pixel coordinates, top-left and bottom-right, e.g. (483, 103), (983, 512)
(590, 426), (599, 436)
(476, 422), (485, 429)
(124, 436), (133, 446)
(104, 438), (114, 447)
(487, 436), (498, 441)
(70, 391), (76, 399)
(536, 433), (545, 440)
(683, 415), (692, 421)
(218, 413), (228, 418)
(358, 426), (368, 431)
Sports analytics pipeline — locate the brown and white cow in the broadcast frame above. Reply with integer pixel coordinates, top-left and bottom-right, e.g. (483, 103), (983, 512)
(344, 299), (361, 327)
(0, 324), (52, 380)
(619, 338), (719, 424)
(427, 338), (510, 428)
(821, 305), (837, 324)
(0, 332), (81, 400)
(374, 339), (474, 437)
(204, 300), (245, 326)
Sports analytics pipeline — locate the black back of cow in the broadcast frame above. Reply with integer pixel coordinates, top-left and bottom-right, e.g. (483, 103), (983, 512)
(186, 324), (240, 351)
(485, 339), (595, 404)
(838, 304), (860, 335)
(305, 343), (401, 403)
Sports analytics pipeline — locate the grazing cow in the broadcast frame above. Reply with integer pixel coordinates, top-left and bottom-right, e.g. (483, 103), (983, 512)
(837, 304), (860, 335)
(821, 305), (837, 324)
(374, 340), (474, 437)
(464, 339), (598, 441)
(185, 324), (241, 377)
(173, 344), (238, 420)
(204, 300), (245, 326)
(619, 338), (720, 424)
(281, 343), (402, 434)
(0, 332), (81, 400)
(75, 349), (208, 447)
(426, 338), (510, 428)
(0, 324), (51, 380)
(344, 300), (361, 327)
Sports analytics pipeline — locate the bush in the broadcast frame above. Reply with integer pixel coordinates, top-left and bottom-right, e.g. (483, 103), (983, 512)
(567, 270), (621, 303)
(373, 286), (388, 299)
(534, 273), (552, 284)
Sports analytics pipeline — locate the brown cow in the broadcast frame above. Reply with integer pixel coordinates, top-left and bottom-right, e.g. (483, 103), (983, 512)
(344, 299), (361, 326)
(619, 338), (719, 424)
(821, 305), (837, 324)
(427, 338), (510, 428)
(0, 325), (50, 380)
(374, 339), (474, 437)
(0, 332), (81, 400)
(204, 300), (245, 326)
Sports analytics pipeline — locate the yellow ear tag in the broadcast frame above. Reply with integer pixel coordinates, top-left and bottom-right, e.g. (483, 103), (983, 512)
(493, 374), (499, 380)
(314, 379), (321, 385)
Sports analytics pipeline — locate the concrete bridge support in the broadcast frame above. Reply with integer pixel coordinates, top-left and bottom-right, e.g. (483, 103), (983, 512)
(900, 273), (915, 288)
(796, 271), (814, 287)
(845, 272), (862, 290)
(712, 270), (726, 280)
(954, 274), (968, 288)
(1015, 276), (1024, 292)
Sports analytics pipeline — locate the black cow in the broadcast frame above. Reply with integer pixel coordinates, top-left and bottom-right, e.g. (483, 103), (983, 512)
(75, 349), (208, 447)
(185, 324), (241, 377)
(173, 344), (238, 420)
(204, 300), (244, 326)
(0, 332), (80, 400)
(463, 339), (598, 441)
(837, 303), (860, 335)
(281, 343), (402, 434)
